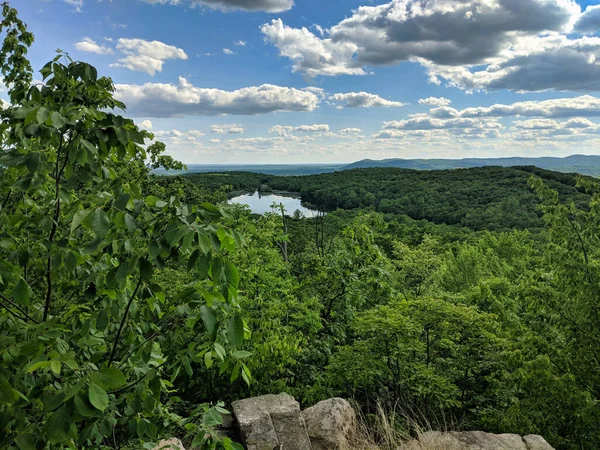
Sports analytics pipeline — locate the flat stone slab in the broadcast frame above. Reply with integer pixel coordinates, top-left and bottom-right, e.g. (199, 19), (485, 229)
(406, 431), (555, 450)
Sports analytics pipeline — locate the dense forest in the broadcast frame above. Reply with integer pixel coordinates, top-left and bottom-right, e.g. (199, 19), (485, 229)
(185, 167), (591, 232)
(2, 4), (600, 450)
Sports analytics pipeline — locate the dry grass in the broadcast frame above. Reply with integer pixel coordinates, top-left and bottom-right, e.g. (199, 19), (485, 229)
(351, 403), (464, 450)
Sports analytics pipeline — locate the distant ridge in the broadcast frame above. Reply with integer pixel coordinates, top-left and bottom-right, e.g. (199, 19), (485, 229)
(341, 154), (600, 176)
(156, 155), (600, 177)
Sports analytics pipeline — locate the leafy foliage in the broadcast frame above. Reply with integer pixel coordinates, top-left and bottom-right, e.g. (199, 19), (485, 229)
(0, 5), (247, 448)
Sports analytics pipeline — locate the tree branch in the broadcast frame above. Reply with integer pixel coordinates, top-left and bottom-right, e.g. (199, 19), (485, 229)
(108, 277), (143, 366)
(0, 293), (39, 324)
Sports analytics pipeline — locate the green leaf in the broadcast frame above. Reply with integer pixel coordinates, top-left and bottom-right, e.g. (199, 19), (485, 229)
(50, 111), (67, 129)
(224, 261), (240, 288)
(233, 351), (252, 359)
(90, 208), (110, 238)
(74, 393), (98, 417)
(145, 195), (161, 207)
(204, 351), (213, 369)
(114, 193), (130, 211)
(36, 106), (49, 124)
(200, 306), (217, 335)
(13, 278), (31, 306)
(88, 382), (109, 411)
(96, 310), (109, 331)
(50, 360), (62, 375)
(227, 315), (244, 348)
(81, 139), (98, 156)
(64, 251), (77, 272)
(15, 434), (36, 450)
(24, 152), (40, 172)
(0, 377), (19, 404)
(124, 213), (137, 234)
(191, 431), (206, 447)
(94, 368), (126, 390)
(44, 406), (71, 444)
(71, 209), (90, 234)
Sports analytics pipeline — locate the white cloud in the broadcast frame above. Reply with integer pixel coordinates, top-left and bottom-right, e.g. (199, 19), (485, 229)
(141, 0), (293, 12)
(383, 117), (502, 131)
(75, 37), (113, 55)
(223, 48), (235, 55)
(575, 4), (600, 33)
(329, 92), (406, 109)
(115, 77), (321, 117)
(64, 0), (83, 12)
(209, 139), (221, 143)
(423, 35), (600, 92)
(139, 119), (153, 130)
(260, 19), (365, 77)
(260, 0), (600, 93)
(339, 128), (362, 135)
(269, 124), (329, 136)
(235, 40), (247, 47)
(430, 95), (600, 119)
(511, 117), (600, 141)
(111, 38), (188, 76)
(210, 124), (245, 134)
(419, 97), (451, 107)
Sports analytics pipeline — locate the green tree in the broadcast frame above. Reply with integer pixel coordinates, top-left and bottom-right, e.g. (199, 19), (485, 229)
(0, 5), (246, 449)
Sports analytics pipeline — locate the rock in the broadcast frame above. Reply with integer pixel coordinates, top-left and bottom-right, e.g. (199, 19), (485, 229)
(152, 438), (185, 450)
(232, 392), (312, 450)
(406, 431), (556, 450)
(302, 398), (357, 450)
(523, 435), (555, 450)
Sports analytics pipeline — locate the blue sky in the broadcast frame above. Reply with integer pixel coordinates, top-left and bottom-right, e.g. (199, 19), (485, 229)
(16, 0), (600, 163)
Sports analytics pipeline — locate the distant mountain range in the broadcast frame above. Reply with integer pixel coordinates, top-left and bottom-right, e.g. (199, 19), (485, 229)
(158, 155), (600, 177)
(341, 155), (600, 176)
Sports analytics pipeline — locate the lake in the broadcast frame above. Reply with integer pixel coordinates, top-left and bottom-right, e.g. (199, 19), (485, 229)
(228, 191), (320, 217)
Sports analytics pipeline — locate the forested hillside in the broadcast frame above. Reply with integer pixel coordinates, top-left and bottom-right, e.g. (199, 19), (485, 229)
(342, 154), (600, 175)
(186, 166), (591, 232)
(3, 4), (600, 450)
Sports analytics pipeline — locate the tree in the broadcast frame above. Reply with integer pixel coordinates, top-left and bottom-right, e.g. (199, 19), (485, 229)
(0, 5), (246, 448)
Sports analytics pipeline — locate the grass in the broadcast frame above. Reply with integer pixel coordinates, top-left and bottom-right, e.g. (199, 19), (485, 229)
(352, 403), (464, 450)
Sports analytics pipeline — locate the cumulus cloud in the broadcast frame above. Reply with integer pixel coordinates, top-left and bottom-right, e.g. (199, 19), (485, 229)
(329, 92), (406, 108)
(111, 38), (188, 76)
(575, 4), (600, 33)
(223, 48), (235, 55)
(209, 139), (221, 143)
(235, 40), (247, 47)
(138, 119), (153, 130)
(419, 97), (451, 107)
(339, 128), (363, 135)
(511, 117), (600, 141)
(383, 117), (502, 131)
(260, 0), (600, 92)
(423, 35), (600, 92)
(260, 19), (365, 77)
(269, 124), (329, 136)
(430, 95), (600, 119)
(141, 0), (293, 13)
(210, 124), (245, 134)
(75, 37), (113, 55)
(115, 77), (321, 117)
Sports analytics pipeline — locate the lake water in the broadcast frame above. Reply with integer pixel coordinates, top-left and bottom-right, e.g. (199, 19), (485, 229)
(228, 192), (319, 217)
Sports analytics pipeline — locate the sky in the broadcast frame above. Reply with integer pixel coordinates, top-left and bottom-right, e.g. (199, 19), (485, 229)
(15, 0), (600, 164)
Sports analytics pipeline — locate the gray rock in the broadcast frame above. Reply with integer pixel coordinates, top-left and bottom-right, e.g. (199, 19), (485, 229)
(406, 431), (556, 450)
(302, 398), (356, 450)
(152, 438), (185, 450)
(232, 392), (311, 450)
(523, 435), (555, 450)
